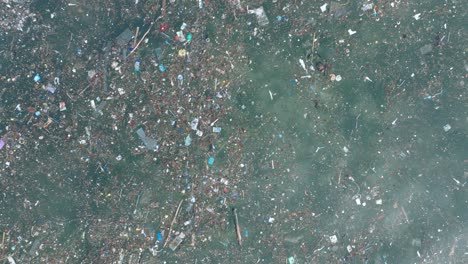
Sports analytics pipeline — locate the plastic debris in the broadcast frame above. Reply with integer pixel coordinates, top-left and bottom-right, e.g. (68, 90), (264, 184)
(190, 118), (199, 130)
(184, 134), (191, 146)
(330, 235), (338, 244)
(362, 3), (373, 12)
(168, 233), (185, 251)
(33, 74), (41, 83)
(136, 128), (159, 150)
(208, 157), (214, 165)
(59, 102), (66, 111)
(348, 29), (357, 35)
(320, 3), (328, 13)
(134, 60), (140, 72)
(116, 28), (133, 46)
(420, 44), (433, 55)
(248, 6), (269, 26)
(178, 49), (186, 57)
(443, 124), (451, 132)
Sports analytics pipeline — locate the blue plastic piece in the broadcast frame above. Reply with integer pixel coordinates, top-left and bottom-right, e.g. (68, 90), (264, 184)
(208, 157), (214, 165)
(33, 74), (41, 83)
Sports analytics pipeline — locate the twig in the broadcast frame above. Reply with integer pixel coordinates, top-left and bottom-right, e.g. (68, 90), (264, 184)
(128, 16), (163, 57)
(1, 231), (5, 259)
(163, 199), (183, 248)
(133, 27), (139, 47)
(78, 83), (92, 95)
(67, 33), (73, 50)
(233, 208), (242, 246)
(401, 206), (409, 223)
(311, 32), (316, 61)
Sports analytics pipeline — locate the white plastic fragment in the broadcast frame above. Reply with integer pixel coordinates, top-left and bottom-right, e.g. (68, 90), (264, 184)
(343, 146), (349, 153)
(190, 118), (199, 130)
(443, 124), (451, 132)
(7, 256), (16, 264)
(347, 245), (353, 253)
(356, 198), (361, 205)
(348, 29), (357, 36)
(413, 13), (421, 20)
(330, 235), (338, 244)
(299, 59), (307, 73)
(320, 3), (328, 12)
(248, 6), (270, 26)
(376, 199), (382, 205)
(335, 75), (342, 82)
(362, 3), (373, 12)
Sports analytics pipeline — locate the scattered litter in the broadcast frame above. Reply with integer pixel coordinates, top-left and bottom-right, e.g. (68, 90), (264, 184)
(413, 13), (421, 20)
(443, 124), (451, 132)
(330, 235), (338, 244)
(348, 29), (357, 35)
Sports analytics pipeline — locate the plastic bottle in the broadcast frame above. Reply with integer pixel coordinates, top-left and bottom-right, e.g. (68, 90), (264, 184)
(134, 60), (140, 72)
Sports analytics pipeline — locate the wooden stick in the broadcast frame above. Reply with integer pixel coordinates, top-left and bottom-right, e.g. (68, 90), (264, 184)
(163, 199), (183, 248)
(128, 23), (154, 57)
(233, 208), (242, 246)
(133, 27), (139, 47)
(162, 0), (166, 17)
(310, 32), (316, 61)
(127, 15), (163, 57)
(1, 231), (4, 259)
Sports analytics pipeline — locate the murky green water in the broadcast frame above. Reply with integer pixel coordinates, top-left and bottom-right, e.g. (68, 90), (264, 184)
(0, 0), (466, 263)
